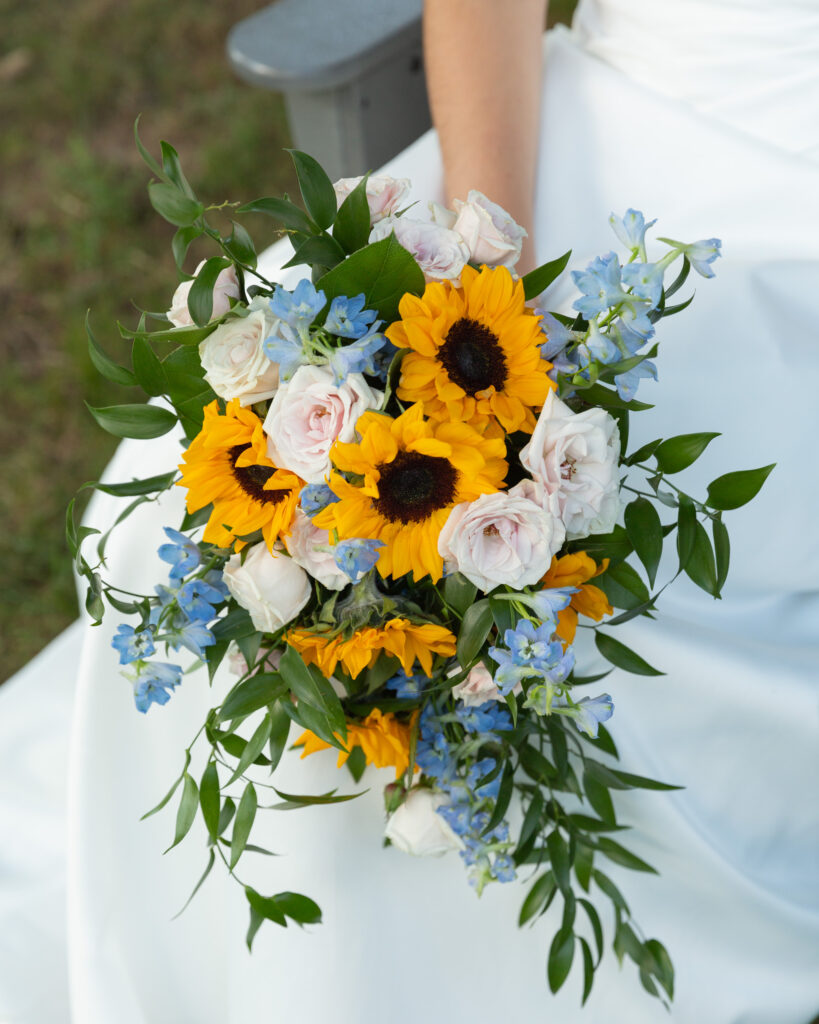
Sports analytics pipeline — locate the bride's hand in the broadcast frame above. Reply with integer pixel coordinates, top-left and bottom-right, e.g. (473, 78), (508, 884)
(423, 0), (548, 274)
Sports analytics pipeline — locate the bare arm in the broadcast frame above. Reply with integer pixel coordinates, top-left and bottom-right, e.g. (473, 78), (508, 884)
(423, 0), (548, 272)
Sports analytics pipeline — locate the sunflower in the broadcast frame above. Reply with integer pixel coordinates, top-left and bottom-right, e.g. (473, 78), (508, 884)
(177, 399), (301, 551)
(313, 403), (506, 581)
(294, 708), (417, 779)
(287, 619), (457, 679)
(542, 552), (613, 645)
(386, 264), (555, 433)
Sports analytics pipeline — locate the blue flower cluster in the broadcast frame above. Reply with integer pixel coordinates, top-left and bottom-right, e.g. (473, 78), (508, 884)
(112, 527), (228, 713)
(261, 280), (388, 385)
(417, 699), (517, 892)
(488, 618), (575, 696)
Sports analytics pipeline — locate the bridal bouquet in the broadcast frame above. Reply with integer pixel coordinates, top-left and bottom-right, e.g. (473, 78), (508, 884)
(68, 129), (773, 1006)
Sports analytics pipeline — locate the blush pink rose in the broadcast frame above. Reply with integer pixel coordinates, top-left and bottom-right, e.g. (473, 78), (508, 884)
(284, 509), (350, 591)
(438, 491), (565, 592)
(451, 190), (527, 270)
(167, 260), (240, 327)
(333, 174), (411, 223)
(451, 662), (520, 707)
(262, 364), (382, 484)
(369, 216), (470, 282)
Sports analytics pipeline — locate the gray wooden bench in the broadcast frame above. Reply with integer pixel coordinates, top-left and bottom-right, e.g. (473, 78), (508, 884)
(226, 0), (430, 181)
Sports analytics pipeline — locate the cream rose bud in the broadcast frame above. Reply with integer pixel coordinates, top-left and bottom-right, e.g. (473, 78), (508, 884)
(369, 216), (470, 283)
(384, 788), (463, 857)
(451, 662), (519, 707)
(284, 509), (350, 591)
(333, 174), (411, 223)
(437, 491), (565, 592)
(198, 297), (280, 406)
(263, 364), (382, 484)
(167, 260), (241, 328)
(451, 190), (527, 270)
(223, 544), (311, 633)
(520, 389), (621, 540)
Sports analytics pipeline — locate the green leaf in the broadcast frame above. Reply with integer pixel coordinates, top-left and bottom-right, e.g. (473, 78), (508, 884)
(218, 797), (236, 836)
(288, 150), (338, 230)
(199, 761), (220, 841)
(345, 744), (367, 783)
(172, 225), (202, 270)
(86, 313), (136, 386)
(333, 175), (371, 254)
(583, 768), (616, 824)
(547, 928), (575, 993)
(597, 836), (658, 874)
(685, 520), (719, 596)
(574, 841), (594, 891)
(595, 631), (664, 676)
(676, 497), (697, 570)
(281, 233), (345, 271)
(280, 646), (346, 736)
(577, 382), (653, 411)
(238, 196), (315, 234)
(570, 524), (632, 562)
(140, 754), (190, 820)
(625, 437), (662, 466)
(456, 599), (493, 666)
(518, 870), (556, 926)
(490, 596), (516, 636)
(271, 787), (366, 808)
(246, 906), (265, 951)
(624, 498), (663, 588)
(245, 885), (287, 927)
(267, 701), (291, 773)
(519, 743), (557, 785)
(281, 699), (346, 753)
(600, 561), (650, 610)
(86, 401), (177, 440)
(644, 938), (675, 998)
(211, 607), (257, 643)
(187, 257), (232, 327)
(593, 868), (630, 913)
(223, 220), (256, 267)
(482, 763), (514, 835)
(133, 115), (163, 178)
(122, 321), (218, 345)
(579, 936), (595, 1005)
(160, 140), (197, 199)
(227, 715), (273, 786)
(663, 255), (690, 299)
(712, 516), (730, 594)
(148, 181), (203, 227)
(579, 898), (604, 965)
(93, 472), (176, 497)
(547, 830), (571, 894)
(131, 336), (168, 397)
(218, 672), (286, 722)
(230, 782), (258, 868)
(316, 235), (425, 323)
(706, 464), (775, 511)
(516, 791), (544, 861)
(165, 772), (198, 852)
(654, 431), (720, 474)
(172, 849), (215, 919)
(272, 891), (322, 926)
(522, 248), (572, 300)
(609, 768), (681, 791)
(443, 573), (478, 618)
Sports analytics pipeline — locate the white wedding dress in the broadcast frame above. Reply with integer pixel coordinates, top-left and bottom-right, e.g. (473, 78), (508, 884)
(3, 1), (819, 1021)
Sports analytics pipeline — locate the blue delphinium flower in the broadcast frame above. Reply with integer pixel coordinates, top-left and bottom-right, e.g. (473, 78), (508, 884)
(579, 321), (620, 366)
(157, 527), (201, 579)
(263, 332), (306, 381)
(385, 672), (428, 700)
(489, 619), (575, 694)
(621, 261), (665, 309)
(614, 358), (658, 402)
(609, 209), (656, 254)
(178, 579), (226, 622)
(327, 331), (386, 383)
(661, 237), (722, 278)
(610, 317), (652, 357)
(571, 252), (630, 318)
(164, 615), (216, 659)
(455, 701), (513, 735)
(324, 294), (380, 340)
(269, 279), (326, 336)
(572, 693), (614, 737)
(333, 538), (384, 581)
(128, 661), (183, 713)
(523, 587), (576, 624)
(537, 311), (574, 361)
(111, 624), (155, 665)
(300, 482), (339, 517)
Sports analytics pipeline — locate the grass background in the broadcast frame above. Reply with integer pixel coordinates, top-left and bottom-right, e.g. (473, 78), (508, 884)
(0, 0), (578, 681)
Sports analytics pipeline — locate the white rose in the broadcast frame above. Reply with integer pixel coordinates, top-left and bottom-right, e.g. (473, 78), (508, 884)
(333, 174), (411, 223)
(167, 260), (241, 328)
(437, 491), (565, 592)
(451, 190), (527, 270)
(284, 509), (350, 590)
(223, 544), (311, 633)
(198, 297), (280, 406)
(520, 389), (621, 540)
(451, 661), (519, 707)
(384, 788), (463, 857)
(369, 216), (469, 283)
(263, 364), (382, 484)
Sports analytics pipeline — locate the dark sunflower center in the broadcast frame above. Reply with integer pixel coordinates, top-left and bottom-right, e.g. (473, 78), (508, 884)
(438, 317), (508, 396)
(374, 450), (457, 524)
(229, 444), (288, 505)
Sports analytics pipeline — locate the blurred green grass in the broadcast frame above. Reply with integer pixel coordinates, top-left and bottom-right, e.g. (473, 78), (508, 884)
(0, 0), (577, 682)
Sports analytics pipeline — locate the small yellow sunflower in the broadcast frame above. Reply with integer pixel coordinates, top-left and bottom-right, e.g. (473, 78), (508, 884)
(542, 552), (613, 645)
(177, 399), (301, 551)
(314, 403), (506, 582)
(386, 264), (555, 433)
(287, 618), (457, 679)
(294, 708), (417, 779)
